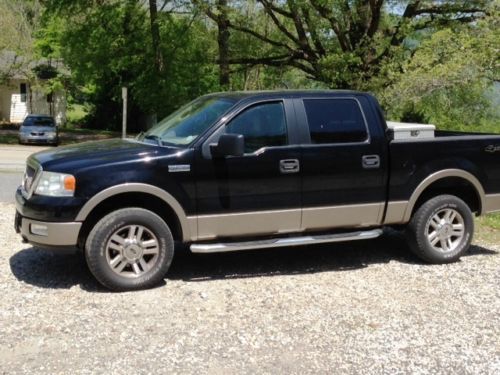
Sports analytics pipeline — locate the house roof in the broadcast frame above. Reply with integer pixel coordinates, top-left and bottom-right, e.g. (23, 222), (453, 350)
(0, 50), (67, 80)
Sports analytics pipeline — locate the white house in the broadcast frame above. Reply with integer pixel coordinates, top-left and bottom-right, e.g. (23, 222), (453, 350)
(0, 52), (67, 125)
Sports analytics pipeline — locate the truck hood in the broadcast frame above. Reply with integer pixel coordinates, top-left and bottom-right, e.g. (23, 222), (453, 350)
(29, 139), (183, 173)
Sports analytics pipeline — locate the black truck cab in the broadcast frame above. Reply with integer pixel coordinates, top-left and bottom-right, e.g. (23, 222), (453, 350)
(15, 90), (500, 290)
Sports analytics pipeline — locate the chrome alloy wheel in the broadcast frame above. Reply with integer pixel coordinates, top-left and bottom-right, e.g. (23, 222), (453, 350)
(105, 225), (160, 278)
(426, 208), (465, 253)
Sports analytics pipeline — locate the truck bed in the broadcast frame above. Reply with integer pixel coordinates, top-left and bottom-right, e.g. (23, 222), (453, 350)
(388, 132), (500, 206)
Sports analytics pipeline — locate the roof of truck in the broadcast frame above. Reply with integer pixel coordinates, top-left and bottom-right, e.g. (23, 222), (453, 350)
(207, 89), (369, 101)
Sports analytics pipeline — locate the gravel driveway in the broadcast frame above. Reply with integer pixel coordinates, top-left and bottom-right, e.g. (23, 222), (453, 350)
(1, 202), (499, 374)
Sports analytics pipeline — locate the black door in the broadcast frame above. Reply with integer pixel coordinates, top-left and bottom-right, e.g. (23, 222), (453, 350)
(194, 100), (302, 240)
(295, 97), (387, 231)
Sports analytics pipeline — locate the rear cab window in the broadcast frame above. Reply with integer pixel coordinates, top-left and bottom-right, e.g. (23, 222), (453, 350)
(303, 98), (368, 144)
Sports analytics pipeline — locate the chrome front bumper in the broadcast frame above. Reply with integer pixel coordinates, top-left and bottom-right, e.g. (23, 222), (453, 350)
(16, 212), (81, 249)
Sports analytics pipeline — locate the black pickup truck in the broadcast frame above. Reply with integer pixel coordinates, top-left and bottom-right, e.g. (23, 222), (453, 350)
(15, 90), (500, 290)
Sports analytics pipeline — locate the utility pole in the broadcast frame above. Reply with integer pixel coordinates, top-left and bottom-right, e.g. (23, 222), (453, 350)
(122, 87), (127, 139)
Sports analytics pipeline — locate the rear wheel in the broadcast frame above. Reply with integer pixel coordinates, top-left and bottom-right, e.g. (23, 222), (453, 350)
(85, 208), (174, 291)
(406, 195), (474, 263)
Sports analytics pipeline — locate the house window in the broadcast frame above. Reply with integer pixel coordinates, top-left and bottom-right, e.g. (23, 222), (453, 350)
(20, 83), (27, 103)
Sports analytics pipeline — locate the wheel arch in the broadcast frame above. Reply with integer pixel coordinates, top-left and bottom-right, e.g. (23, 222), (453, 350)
(403, 169), (486, 222)
(76, 183), (195, 245)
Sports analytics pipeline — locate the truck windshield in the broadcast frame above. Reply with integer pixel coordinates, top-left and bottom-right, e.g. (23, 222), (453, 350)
(140, 96), (236, 147)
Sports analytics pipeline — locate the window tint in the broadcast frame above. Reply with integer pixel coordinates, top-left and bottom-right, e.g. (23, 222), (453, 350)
(226, 102), (287, 153)
(303, 99), (367, 144)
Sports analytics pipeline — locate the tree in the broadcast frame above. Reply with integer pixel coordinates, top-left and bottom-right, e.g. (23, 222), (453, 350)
(198, 0), (489, 89)
(39, 0), (219, 130)
(193, 0), (231, 88)
(149, 0), (165, 75)
(0, 0), (42, 82)
(381, 1), (500, 130)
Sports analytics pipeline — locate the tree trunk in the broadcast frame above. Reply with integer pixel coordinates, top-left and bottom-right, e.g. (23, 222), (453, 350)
(217, 0), (230, 89)
(148, 0), (164, 74)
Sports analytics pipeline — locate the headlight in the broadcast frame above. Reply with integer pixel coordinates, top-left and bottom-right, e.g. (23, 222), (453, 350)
(34, 171), (76, 197)
(46, 131), (56, 138)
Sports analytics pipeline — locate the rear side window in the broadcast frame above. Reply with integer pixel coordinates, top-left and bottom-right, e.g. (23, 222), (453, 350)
(226, 102), (287, 153)
(303, 99), (367, 144)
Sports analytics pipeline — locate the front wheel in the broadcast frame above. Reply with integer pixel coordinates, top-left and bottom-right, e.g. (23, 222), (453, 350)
(406, 195), (474, 264)
(85, 208), (174, 291)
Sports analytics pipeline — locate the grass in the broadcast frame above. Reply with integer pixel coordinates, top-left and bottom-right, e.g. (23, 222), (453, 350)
(475, 213), (500, 245)
(0, 134), (18, 145)
(478, 212), (500, 230)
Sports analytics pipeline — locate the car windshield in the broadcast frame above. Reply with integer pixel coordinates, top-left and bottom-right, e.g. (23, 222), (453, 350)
(140, 96), (236, 147)
(23, 117), (55, 127)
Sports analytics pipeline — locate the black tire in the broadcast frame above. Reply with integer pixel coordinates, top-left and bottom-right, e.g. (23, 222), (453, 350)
(406, 195), (474, 264)
(85, 208), (174, 291)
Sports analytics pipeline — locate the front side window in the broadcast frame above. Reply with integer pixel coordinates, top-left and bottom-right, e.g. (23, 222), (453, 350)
(226, 102), (287, 153)
(303, 99), (368, 144)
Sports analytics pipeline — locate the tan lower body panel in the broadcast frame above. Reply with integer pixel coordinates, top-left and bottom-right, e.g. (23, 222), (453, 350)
(484, 194), (500, 213)
(301, 202), (385, 231)
(191, 192), (500, 241)
(194, 202), (386, 241)
(21, 218), (81, 246)
(196, 208), (302, 241)
(383, 201), (409, 224)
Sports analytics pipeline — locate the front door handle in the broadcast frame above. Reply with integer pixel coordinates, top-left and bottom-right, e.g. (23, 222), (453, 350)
(362, 155), (381, 169)
(280, 159), (300, 174)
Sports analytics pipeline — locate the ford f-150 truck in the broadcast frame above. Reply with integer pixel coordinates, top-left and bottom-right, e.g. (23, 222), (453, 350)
(15, 90), (500, 291)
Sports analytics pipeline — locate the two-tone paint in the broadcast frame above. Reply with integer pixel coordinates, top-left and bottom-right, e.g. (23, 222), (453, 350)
(14, 90), (500, 250)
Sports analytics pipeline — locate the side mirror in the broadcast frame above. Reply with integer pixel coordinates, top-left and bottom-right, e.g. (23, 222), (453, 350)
(210, 133), (245, 158)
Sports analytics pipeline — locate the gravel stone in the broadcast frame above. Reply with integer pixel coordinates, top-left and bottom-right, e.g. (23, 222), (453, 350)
(0, 202), (499, 374)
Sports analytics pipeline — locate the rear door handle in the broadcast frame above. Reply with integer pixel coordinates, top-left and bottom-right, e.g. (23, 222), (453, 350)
(280, 159), (300, 174)
(362, 155), (380, 169)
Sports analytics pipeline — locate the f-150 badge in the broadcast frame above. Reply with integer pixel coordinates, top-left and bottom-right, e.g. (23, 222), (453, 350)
(168, 164), (191, 172)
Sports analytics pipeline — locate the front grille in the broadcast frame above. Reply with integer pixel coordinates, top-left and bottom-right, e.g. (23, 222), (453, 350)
(23, 165), (36, 192)
(22, 161), (41, 197)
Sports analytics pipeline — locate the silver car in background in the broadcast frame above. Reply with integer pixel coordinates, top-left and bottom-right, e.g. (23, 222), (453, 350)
(18, 115), (59, 146)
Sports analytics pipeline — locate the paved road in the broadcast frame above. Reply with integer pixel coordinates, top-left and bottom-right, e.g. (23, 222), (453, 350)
(0, 172), (23, 203)
(0, 145), (48, 172)
(0, 145), (46, 203)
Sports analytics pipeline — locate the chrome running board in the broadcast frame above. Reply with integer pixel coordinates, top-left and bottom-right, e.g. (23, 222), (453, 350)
(190, 229), (383, 254)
